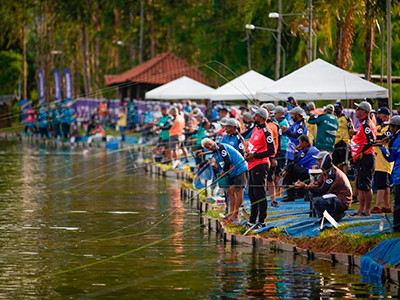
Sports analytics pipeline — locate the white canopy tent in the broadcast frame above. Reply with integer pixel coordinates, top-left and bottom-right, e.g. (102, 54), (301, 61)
(211, 70), (274, 101)
(256, 59), (388, 101)
(145, 76), (215, 100)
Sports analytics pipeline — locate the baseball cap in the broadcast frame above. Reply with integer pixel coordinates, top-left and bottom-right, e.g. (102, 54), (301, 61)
(287, 96), (296, 104)
(218, 107), (228, 112)
(395, 103), (400, 106)
(274, 106), (285, 114)
(312, 151), (329, 160)
(220, 117), (228, 125)
(225, 118), (237, 127)
(255, 107), (268, 119)
(376, 107), (390, 116)
(290, 106), (304, 116)
(334, 101), (343, 109)
(386, 115), (400, 126)
(324, 104), (334, 112)
(354, 101), (372, 112)
(243, 112), (252, 120)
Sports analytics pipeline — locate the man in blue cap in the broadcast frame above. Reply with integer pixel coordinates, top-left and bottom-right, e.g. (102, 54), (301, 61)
(371, 107), (393, 213)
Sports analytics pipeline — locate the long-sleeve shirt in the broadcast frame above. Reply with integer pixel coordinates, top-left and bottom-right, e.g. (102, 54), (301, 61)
(283, 119), (307, 161)
(213, 143), (248, 177)
(245, 123), (275, 170)
(350, 116), (376, 161)
(380, 129), (400, 185)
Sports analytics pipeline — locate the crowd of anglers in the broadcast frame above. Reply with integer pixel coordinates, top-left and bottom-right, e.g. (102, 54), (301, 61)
(150, 97), (400, 232)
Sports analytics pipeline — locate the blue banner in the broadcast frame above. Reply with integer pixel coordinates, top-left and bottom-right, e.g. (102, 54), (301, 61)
(38, 67), (45, 104)
(53, 68), (61, 101)
(64, 67), (73, 100)
(19, 99), (32, 123)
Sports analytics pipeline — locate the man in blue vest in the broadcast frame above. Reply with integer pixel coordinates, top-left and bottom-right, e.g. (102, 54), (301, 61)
(378, 115), (400, 232)
(202, 138), (248, 223)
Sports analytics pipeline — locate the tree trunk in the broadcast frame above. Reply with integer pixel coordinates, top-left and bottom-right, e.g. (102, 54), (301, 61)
(149, 0), (156, 57)
(81, 23), (91, 96)
(94, 1), (101, 97)
(336, 3), (354, 69)
(129, 7), (136, 67)
(113, 7), (120, 70)
(22, 25), (27, 100)
(364, 2), (375, 81)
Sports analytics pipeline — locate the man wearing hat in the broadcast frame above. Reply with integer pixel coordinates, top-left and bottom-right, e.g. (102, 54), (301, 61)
(333, 101), (354, 175)
(281, 106), (308, 163)
(283, 135), (319, 202)
(395, 102), (400, 116)
(307, 104), (338, 152)
(295, 151), (352, 222)
(221, 118), (245, 156)
(244, 107), (275, 229)
(274, 106), (289, 196)
(378, 115), (400, 232)
(241, 113), (255, 140)
(306, 102), (323, 145)
(371, 108), (393, 214)
(218, 107), (229, 120)
(350, 101), (376, 216)
(285, 96), (298, 125)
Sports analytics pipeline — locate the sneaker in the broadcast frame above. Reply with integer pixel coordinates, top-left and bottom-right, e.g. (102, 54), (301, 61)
(245, 222), (255, 229)
(370, 207), (381, 214)
(381, 207), (392, 213)
(271, 201), (279, 208)
(254, 222), (267, 230)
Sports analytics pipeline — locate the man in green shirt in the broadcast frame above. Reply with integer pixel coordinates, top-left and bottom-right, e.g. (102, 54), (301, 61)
(155, 106), (172, 160)
(307, 104), (338, 152)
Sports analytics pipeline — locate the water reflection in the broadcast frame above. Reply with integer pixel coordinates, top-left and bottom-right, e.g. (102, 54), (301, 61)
(0, 141), (398, 299)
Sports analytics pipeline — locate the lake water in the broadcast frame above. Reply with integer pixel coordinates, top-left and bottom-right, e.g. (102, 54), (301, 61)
(0, 141), (398, 299)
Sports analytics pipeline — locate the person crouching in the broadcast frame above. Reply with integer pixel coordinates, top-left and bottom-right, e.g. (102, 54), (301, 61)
(295, 151), (352, 222)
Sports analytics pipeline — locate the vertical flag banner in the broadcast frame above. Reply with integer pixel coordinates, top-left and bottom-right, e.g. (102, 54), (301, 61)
(53, 68), (62, 101)
(38, 67), (45, 105)
(64, 67), (73, 100)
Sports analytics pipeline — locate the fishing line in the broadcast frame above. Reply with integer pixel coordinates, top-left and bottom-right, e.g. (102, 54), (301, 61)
(39, 224), (202, 278)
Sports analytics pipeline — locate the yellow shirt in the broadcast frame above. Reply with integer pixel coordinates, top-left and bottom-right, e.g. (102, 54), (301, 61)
(306, 115), (317, 145)
(374, 124), (393, 173)
(335, 114), (351, 144)
(117, 111), (127, 127)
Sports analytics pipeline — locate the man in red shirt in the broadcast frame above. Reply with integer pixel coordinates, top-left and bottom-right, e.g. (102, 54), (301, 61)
(244, 108), (275, 229)
(350, 101), (376, 216)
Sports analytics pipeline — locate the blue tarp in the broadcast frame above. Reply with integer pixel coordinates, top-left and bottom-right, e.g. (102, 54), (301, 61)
(360, 238), (400, 278)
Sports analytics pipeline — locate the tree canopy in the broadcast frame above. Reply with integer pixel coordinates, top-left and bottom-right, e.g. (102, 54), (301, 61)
(0, 0), (399, 104)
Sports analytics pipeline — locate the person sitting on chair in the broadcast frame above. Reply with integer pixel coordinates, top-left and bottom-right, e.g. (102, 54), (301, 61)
(295, 151), (352, 222)
(281, 135), (319, 201)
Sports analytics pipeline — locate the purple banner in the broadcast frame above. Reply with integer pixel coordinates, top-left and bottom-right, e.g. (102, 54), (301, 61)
(53, 68), (62, 101)
(64, 67), (73, 99)
(38, 67), (45, 103)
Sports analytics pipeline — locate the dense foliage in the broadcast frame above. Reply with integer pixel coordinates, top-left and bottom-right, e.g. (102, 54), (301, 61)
(0, 0), (399, 104)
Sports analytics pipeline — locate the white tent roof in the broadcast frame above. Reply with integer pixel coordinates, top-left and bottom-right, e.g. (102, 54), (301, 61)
(211, 70), (274, 101)
(256, 59), (388, 101)
(145, 76), (215, 100)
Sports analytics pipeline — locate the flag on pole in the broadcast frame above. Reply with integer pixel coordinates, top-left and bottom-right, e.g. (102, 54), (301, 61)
(53, 68), (62, 101)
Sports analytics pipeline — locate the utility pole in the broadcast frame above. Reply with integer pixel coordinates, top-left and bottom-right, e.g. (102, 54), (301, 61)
(139, 1), (144, 63)
(275, 0), (282, 80)
(308, 0), (312, 63)
(246, 30), (251, 70)
(387, 0), (392, 109)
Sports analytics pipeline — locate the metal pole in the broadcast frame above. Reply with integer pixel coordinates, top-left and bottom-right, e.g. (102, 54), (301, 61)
(387, 0), (392, 109)
(246, 30), (251, 70)
(381, 21), (384, 86)
(275, 0), (282, 80)
(139, 1), (144, 63)
(308, 0), (312, 63)
(313, 32), (317, 60)
(281, 46), (286, 76)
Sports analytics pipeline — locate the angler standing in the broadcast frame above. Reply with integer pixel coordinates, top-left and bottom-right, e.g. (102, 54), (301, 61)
(244, 108), (275, 229)
(350, 101), (376, 216)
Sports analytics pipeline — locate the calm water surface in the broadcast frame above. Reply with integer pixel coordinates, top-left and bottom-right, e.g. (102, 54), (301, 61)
(0, 141), (398, 299)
